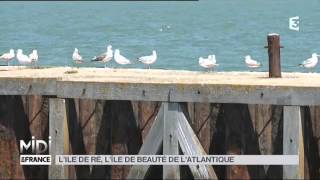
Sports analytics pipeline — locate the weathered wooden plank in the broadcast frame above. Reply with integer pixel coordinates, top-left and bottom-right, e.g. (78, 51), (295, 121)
(78, 99), (97, 162)
(220, 104), (264, 179)
(65, 99), (91, 179)
(283, 106), (304, 179)
(63, 100), (70, 179)
(177, 108), (218, 179)
(90, 100), (111, 179)
(163, 102), (180, 179)
(48, 98), (67, 179)
(0, 78), (56, 96)
(248, 104), (272, 173)
(187, 103), (212, 153)
(127, 104), (164, 179)
(56, 80), (320, 106)
(0, 124), (25, 179)
(0, 96), (38, 179)
(26, 95), (49, 141)
(131, 101), (161, 141)
(307, 106), (320, 178)
(300, 106), (310, 179)
(110, 101), (142, 179)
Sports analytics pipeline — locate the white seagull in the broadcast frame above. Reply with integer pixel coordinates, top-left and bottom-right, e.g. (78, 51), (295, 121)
(114, 49), (131, 65)
(91, 45), (113, 68)
(29, 49), (38, 63)
(138, 50), (157, 69)
(17, 49), (32, 65)
(0, 49), (15, 66)
(245, 55), (261, 68)
(199, 54), (218, 71)
(72, 48), (83, 64)
(299, 53), (319, 68)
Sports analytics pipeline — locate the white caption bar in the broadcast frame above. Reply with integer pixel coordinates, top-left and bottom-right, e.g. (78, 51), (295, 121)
(55, 155), (298, 165)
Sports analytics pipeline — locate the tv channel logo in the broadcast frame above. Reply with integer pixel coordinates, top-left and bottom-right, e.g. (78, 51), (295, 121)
(289, 16), (299, 31)
(19, 136), (52, 165)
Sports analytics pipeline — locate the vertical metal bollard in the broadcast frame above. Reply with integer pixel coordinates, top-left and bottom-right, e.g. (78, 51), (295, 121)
(265, 33), (283, 78)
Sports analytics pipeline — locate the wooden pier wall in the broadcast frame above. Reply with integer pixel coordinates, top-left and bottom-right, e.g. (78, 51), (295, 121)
(0, 67), (319, 179)
(1, 97), (319, 179)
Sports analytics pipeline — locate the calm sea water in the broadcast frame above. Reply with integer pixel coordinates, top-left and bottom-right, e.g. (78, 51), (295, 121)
(0, 1), (320, 72)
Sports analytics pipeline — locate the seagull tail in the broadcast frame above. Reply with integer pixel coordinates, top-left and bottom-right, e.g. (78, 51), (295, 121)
(298, 63), (303, 67)
(137, 58), (142, 62)
(91, 56), (98, 61)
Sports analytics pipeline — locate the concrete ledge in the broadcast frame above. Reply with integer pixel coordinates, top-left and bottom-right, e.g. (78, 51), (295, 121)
(0, 67), (320, 105)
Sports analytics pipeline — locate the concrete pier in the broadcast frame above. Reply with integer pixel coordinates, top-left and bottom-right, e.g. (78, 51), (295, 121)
(0, 66), (319, 179)
(1, 67), (320, 105)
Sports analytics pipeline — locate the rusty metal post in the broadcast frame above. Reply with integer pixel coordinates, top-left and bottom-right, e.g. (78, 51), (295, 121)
(266, 33), (282, 78)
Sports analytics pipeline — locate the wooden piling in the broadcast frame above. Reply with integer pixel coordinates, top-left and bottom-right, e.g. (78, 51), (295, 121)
(283, 106), (304, 179)
(163, 103), (180, 179)
(49, 98), (68, 179)
(266, 33), (282, 78)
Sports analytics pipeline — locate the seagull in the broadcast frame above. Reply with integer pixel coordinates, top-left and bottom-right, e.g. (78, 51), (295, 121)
(0, 49), (15, 66)
(91, 45), (113, 68)
(114, 49), (131, 65)
(245, 55), (261, 69)
(17, 49), (32, 65)
(72, 48), (84, 66)
(299, 53), (319, 68)
(138, 50), (157, 69)
(199, 55), (218, 71)
(29, 49), (38, 64)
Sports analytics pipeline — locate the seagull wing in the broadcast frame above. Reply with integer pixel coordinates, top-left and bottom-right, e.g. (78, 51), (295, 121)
(2, 52), (14, 60)
(72, 53), (82, 61)
(29, 53), (34, 59)
(203, 59), (215, 66)
(301, 57), (314, 65)
(138, 55), (153, 63)
(119, 54), (131, 64)
(18, 54), (32, 64)
(0, 53), (5, 59)
(246, 59), (260, 66)
(91, 53), (106, 62)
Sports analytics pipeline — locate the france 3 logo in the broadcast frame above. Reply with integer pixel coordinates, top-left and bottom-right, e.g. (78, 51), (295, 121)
(289, 16), (299, 31)
(19, 136), (52, 165)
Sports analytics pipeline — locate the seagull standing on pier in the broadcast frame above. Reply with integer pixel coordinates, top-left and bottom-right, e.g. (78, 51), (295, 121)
(245, 55), (261, 69)
(138, 50), (157, 69)
(0, 49), (15, 66)
(299, 53), (319, 68)
(17, 49), (32, 65)
(72, 48), (84, 63)
(29, 49), (38, 64)
(91, 45), (113, 68)
(199, 55), (218, 71)
(114, 49), (131, 65)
